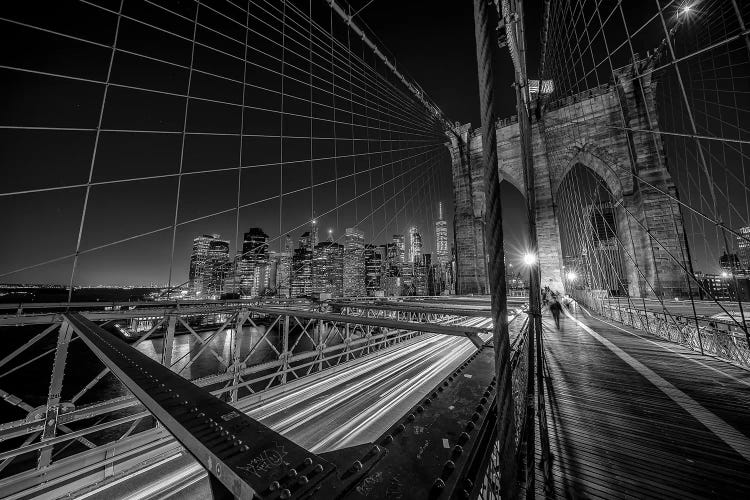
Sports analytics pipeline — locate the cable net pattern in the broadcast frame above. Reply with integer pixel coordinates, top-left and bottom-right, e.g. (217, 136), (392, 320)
(0, 0), (452, 299)
(536, 0), (750, 366)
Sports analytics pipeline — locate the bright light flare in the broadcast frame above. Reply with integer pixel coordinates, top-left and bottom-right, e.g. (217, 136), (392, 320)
(522, 253), (537, 266)
(566, 271), (578, 282)
(720, 271), (729, 278)
(682, 4), (691, 14)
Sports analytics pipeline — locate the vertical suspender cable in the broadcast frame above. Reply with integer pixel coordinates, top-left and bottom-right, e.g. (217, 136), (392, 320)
(472, 0), (515, 496)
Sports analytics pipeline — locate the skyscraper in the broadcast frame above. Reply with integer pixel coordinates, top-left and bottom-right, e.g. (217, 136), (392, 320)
(203, 238), (230, 299)
(408, 226), (423, 263)
(313, 241), (344, 296)
(738, 226), (750, 272)
(435, 202), (449, 265)
(364, 244), (382, 296)
(276, 235), (293, 297)
(393, 234), (405, 264)
(241, 227), (269, 296)
(188, 234), (226, 298)
(344, 227), (366, 296)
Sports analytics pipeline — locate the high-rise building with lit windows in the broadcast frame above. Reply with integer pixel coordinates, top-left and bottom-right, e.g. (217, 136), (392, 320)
(203, 238), (230, 299)
(408, 226), (423, 263)
(313, 241), (344, 296)
(188, 234), (228, 298)
(393, 234), (405, 264)
(240, 227), (269, 297)
(343, 227), (366, 296)
(276, 235), (293, 297)
(435, 202), (449, 265)
(738, 226), (750, 273)
(364, 244), (382, 296)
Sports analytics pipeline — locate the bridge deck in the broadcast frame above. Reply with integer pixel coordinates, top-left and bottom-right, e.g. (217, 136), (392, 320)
(537, 306), (750, 499)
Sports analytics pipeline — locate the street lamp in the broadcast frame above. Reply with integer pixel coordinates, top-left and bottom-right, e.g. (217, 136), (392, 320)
(721, 271), (729, 279)
(566, 271), (578, 282)
(522, 252), (536, 266)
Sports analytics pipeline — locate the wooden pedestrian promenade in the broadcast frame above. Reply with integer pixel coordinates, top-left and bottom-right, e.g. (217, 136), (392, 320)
(535, 305), (750, 499)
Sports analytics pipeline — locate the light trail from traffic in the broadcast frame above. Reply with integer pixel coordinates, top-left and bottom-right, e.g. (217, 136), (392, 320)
(80, 317), (497, 500)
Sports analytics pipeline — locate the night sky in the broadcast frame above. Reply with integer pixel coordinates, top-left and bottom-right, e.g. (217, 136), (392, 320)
(1, 0), (746, 286)
(0, 0), (532, 287)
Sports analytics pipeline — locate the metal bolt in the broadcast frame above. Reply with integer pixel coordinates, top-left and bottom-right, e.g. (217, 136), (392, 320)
(299, 475), (309, 485)
(279, 489), (291, 499)
(381, 434), (393, 445)
(269, 481), (280, 491)
(442, 460), (456, 478)
(314, 464), (324, 473)
(303, 457), (313, 466)
(453, 444), (465, 457)
(288, 468), (298, 477)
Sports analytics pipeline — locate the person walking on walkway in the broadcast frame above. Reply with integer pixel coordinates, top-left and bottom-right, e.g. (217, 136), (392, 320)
(549, 296), (563, 329)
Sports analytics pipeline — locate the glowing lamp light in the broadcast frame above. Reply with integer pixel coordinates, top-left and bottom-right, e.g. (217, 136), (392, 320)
(566, 271), (578, 282)
(682, 5), (691, 14)
(522, 253), (537, 266)
(720, 271), (729, 278)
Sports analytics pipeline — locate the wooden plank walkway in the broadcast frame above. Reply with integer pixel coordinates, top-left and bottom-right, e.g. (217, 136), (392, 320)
(535, 305), (750, 499)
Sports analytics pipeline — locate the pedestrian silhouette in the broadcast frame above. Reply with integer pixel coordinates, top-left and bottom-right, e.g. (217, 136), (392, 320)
(549, 297), (563, 329)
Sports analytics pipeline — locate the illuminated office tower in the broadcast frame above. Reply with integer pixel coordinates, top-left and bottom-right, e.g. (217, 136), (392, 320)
(343, 227), (366, 297)
(393, 234), (405, 264)
(188, 234), (224, 298)
(435, 202), (449, 265)
(276, 235), (293, 297)
(738, 226), (750, 272)
(203, 238), (230, 299)
(408, 226), (423, 263)
(364, 244), (382, 296)
(313, 241), (344, 296)
(241, 227), (269, 297)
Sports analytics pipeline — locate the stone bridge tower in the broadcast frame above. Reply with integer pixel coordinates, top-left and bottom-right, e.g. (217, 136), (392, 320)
(447, 60), (688, 298)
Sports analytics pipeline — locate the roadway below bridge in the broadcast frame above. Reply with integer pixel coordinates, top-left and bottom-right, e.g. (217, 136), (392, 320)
(73, 316), (499, 500)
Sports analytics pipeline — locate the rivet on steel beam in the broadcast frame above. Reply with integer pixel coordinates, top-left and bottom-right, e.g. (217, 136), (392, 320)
(476, 404), (484, 413)
(465, 421), (475, 432)
(395, 423), (406, 434)
(432, 478), (446, 494)
(417, 405), (424, 413)
(288, 468), (298, 477)
(299, 475), (309, 485)
(314, 464), (324, 473)
(369, 445), (380, 456)
(438, 387), (444, 393)
(381, 435), (393, 445)
(279, 489), (291, 499)
(471, 413), (480, 422)
(303, 457), (313, 466)
(442, 460), (456, 477)
(269, 481), (280, 491)
(351, 461), (363, 472)
(406, 413), (415, 422)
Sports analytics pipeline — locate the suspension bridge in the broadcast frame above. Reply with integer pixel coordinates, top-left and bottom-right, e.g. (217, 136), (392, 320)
(1, 0), (750, 498)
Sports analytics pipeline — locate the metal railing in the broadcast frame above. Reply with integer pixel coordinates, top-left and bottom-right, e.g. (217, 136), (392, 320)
(573, 292), (750, 369)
